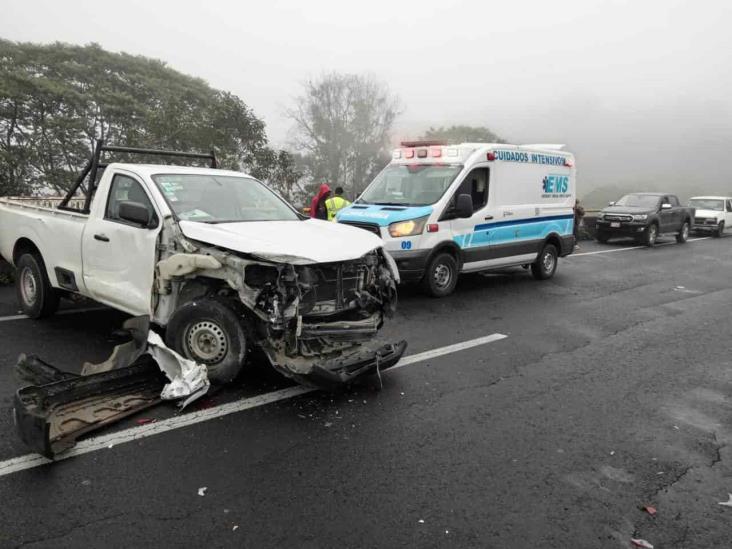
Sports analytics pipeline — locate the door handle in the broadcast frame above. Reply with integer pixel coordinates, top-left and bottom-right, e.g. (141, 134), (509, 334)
(94, 234), (110, 242)
(484, 215), (494, 220)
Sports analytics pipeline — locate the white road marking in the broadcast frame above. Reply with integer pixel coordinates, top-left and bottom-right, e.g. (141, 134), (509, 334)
(572, 237), (711, 257)
(0, 307), (107, 323)
(0, 332), (508, 477)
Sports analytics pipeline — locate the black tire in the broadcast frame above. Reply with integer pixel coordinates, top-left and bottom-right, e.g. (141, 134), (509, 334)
(644, 223), (658, 247)
(596, 230), (609, 244)
(15, 253), (60, 319)
(421, 252), (458, 297)
(714, 221), (724, 238)
(531, 243), (558, 280)
(676, 221), (690, 243)
(165, 297), (248, 384)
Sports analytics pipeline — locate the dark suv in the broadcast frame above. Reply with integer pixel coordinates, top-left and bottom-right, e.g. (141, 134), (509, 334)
(596, 193), (694, 246)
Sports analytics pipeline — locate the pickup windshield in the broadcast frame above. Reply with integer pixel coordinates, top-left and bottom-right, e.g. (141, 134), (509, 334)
(152, 174), (299, 223)
(357, 164), (462, 206)
(689, 199), (723, 211)
(615, 194), (661, 208)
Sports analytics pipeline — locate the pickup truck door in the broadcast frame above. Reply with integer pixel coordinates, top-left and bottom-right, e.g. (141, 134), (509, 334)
(658, 196), (674, 233)
(81, 171), (161, 315)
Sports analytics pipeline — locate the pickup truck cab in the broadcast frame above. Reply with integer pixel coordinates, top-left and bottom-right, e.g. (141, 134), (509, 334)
(595, 192), (694, 246)
(337, 141), (576, 297)
(0, 146), (404, 387)
(689, 196), (732, 237)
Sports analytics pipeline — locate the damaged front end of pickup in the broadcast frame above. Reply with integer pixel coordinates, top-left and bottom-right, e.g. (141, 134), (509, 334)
(152, 219), (406, 387)
(13, 220), (406, 458)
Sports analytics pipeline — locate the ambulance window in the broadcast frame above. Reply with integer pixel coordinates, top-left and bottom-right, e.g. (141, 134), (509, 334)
(726, 200), (732, 212)
(453, 168), (489, 211)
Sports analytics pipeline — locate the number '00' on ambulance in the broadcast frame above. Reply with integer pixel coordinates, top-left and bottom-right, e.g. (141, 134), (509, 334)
(336, 142), (576, 297)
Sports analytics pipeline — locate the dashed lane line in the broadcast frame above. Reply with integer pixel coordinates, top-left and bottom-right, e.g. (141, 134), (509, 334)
(0, 332), (508, 478)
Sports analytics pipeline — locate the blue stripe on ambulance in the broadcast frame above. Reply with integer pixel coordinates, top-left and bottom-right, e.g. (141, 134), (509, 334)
(454, 214), (574, 249)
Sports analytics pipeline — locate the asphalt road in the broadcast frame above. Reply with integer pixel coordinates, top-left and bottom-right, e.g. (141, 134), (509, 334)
(1, 235), (731, 548)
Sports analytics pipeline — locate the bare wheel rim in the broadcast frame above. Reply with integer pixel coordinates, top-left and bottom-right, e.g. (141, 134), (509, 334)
(20, 267), (38, 306)
(433, 263), (452, 289)
(186, 321), (228, 364)
(542, 250), (556, 273)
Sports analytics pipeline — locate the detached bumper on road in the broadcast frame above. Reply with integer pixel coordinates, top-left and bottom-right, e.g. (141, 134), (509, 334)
(269, 340), (408, 390)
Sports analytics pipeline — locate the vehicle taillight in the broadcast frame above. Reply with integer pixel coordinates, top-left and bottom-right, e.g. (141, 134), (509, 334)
(564, 158), (574, 167)
(487, 152), (496, 161)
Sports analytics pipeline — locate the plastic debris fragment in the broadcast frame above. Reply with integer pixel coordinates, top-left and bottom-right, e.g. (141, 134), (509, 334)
(718, 494), (732, 507)
(631, 538), (654, 549)
(198, 487), (207, 496)
(642, 506), (657, 516)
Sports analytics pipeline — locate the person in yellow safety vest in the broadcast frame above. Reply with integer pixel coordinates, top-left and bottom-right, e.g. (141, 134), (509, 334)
(325, 186), (351, 221)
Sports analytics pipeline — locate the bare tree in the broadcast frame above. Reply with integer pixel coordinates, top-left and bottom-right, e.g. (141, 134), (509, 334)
(287, 72), (402, 198)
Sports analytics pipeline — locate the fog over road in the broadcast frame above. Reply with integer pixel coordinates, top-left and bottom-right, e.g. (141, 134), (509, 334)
(0, 235), (731, 547)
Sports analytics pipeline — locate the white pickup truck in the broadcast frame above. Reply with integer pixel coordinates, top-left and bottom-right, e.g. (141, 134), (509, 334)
(0, 146), (405, 387)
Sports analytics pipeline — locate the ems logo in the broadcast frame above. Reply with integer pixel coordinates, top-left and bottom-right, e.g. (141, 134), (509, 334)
(542, 174), (570, 197)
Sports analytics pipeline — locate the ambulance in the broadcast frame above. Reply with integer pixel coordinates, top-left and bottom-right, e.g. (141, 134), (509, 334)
(337, 141), (576, 297)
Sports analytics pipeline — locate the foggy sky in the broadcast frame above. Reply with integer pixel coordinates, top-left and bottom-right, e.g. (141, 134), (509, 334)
(2, 0), (731, 195)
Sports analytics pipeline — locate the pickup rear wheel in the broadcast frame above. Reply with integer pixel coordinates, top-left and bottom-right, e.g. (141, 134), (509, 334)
(676, 221), (690, 243)
(165, 298), (247, 384)
(531, 243), (558, 280)
(15, 253), (60, 318)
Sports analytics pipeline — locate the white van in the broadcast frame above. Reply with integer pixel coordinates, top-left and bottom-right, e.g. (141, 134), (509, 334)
(689, 196), (732, 237)
(337, 142), (576, 296)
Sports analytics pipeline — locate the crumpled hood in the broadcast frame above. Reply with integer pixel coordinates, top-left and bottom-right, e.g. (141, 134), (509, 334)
(178, 219), (384, 264)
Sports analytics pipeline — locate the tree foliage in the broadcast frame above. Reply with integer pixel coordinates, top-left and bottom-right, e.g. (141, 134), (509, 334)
(420, 125), (504, 145)
(0, 39), (300, 197)
(287, 72), (401, 198)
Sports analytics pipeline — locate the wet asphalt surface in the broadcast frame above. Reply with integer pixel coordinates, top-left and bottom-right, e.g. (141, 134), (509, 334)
(1, 235), (732, 548)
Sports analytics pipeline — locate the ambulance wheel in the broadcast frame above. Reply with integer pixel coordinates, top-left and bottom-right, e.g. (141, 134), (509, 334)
(676, 221), (689, 243)
(714, 221), (724, 237)
(531, 244), (558, 280)
(422, 253), (458, 297)
(165, 297), (247, 384)
(596, 231), (609, 244)
(15, 253), (60, 319)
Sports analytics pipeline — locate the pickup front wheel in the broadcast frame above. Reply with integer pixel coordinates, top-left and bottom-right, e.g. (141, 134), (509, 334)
(644, 224), (658, 247)
(676, 221), (689, 243)
(15, 253), (60, 318)
(165, 298), (248, 384)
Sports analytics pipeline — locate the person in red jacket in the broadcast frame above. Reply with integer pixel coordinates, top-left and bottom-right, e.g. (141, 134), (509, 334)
(309, 183), (331, 220)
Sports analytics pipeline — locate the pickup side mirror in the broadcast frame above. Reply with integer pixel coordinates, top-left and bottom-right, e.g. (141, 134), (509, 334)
(607, 201), (616, 206)
(455, 194), (474, 218)
(118, 201), (153, 227)
(661, 203), (672, 210)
